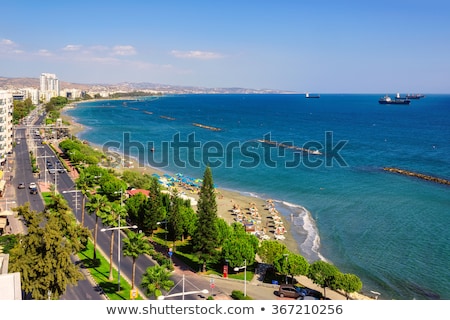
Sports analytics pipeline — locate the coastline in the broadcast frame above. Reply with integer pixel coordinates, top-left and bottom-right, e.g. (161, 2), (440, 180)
(61, 105), (302, 252)
(60, 103), (373, 300)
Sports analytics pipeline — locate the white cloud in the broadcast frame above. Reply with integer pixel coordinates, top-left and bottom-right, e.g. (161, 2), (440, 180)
(112, 45), (136, 56)
(0, 39), (15, 46)
(170, 50), (223, 60)
(36, 49), (53, 57)
(62, 44), (82, 51)
(0, 38), (21, 54)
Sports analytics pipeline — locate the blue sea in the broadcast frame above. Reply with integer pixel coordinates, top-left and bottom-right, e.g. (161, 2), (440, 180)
(65, 94), (450, 300)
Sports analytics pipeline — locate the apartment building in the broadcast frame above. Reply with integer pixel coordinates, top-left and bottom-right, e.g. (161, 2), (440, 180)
(0, 91), (13, 166)
(40, 73), (60, 102)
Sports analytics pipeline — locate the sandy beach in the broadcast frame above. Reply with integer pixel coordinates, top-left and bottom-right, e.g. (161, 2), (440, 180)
(61, 105), (374, 300)
(60, 108), (300, 255)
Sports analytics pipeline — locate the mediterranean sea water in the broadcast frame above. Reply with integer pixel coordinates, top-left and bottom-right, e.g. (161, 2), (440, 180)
(65, 94), (450, 300)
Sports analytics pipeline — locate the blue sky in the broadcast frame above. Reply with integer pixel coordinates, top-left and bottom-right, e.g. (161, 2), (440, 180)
(1, 0), (449, 93)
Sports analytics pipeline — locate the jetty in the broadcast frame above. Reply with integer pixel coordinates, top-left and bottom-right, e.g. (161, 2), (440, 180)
(383, 167), (450, 186)
(160, 115), (175, 121)
(192, 123), (222, 131)
(257, 139), (322, 155)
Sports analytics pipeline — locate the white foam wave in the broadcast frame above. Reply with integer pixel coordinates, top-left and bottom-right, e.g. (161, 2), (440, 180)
(270, 199), (325, 262)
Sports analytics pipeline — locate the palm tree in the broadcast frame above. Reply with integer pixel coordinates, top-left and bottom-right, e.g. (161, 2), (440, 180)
(101, 202), (127, 281)
(75, 177), (89, 227)
(85, 193), (109, 261)
(122, 230), (153, 289)
(141, 265), (174, 299)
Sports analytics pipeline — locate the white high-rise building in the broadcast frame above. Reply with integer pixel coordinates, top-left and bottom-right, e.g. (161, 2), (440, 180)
(0, 90), (13, 165)
(40, 73), (60, 102)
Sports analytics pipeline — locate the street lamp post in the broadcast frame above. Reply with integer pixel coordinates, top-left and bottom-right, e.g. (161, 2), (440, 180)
(62, 187), (80, 215)
(101, 223), (137, 292)
(283, 254), (289, 284)
(101, 189), (133, 292)
(156, 220), (167, 245)
(157, 274), (208, 300)
(36, 150), (53, 185)
(234, 259), (247, 297)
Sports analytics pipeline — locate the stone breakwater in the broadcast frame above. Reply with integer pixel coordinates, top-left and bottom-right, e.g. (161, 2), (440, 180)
(383, 167), (450, 186)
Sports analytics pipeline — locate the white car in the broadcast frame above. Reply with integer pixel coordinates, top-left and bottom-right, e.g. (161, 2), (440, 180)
(29, 182), (37, 189)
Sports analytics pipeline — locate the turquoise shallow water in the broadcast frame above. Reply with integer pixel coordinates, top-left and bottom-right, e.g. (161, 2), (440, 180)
(66, 94), (450, 300)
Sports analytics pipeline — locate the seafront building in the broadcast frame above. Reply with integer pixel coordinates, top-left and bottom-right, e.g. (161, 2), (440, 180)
(0, 90), (13, 238)
(0, 90), (13, 168)
(40, 72), (60, 102)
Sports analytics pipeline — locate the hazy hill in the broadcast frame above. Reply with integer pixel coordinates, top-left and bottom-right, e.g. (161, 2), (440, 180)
(0, 76), (293, 94)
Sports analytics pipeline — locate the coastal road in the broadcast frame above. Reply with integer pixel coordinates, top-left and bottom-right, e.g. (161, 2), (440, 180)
(10, 121), (106, 300)
(14, 120), (281, 300)
(11, 127), (44, 214)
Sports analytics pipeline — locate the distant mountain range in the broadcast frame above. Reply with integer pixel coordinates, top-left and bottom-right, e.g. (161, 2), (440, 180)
(0, 76), (295, 94)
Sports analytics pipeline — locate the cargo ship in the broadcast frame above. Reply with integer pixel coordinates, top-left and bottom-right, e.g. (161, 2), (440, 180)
(305, 92), (320, 98)
(378, 95), (411, 105)
(405, 94), (425, 99)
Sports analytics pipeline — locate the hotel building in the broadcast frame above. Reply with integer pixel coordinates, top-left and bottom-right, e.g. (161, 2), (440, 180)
(40, 73), (60, 102)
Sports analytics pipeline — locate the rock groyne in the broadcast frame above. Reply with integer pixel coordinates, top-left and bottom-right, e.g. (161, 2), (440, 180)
(383, 167), (450, 186)
(192, 123), (222, 131)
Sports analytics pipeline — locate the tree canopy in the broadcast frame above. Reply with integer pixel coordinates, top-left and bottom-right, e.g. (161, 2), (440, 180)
(192, 166), (219, 272)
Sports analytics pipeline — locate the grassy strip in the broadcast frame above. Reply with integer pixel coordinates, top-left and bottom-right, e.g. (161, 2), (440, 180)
(77, 239), (143, 300)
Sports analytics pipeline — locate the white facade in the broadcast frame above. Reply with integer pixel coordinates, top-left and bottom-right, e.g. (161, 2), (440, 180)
(0, 91), (13, 164)
(40, 73), (60, 102)
(25, 88), (40, 105)
(60, 88), (83, 99)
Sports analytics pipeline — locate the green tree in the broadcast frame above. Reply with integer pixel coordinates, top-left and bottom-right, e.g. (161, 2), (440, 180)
(99, 177), (127, 202)
(333, 273), (363, 300)
(142, 177), (166, 234)
(192, 166), (219, 272)
(167, 190), (185, 250)
(178, 204), (197, 241)
(141, 265), (174, 299)
(122, 230), (153, 289)
(9, 203), (84, 299)
(222, 237), (256, 269)
(257, 240), (288, 265)
(121, 170), (153, 190)
(216, 218), (233, 247)
(273, 252), (309, 284)
(308, 260), (340, 299)
(85, 193), (110, 261)
(125, 192), (148, 228)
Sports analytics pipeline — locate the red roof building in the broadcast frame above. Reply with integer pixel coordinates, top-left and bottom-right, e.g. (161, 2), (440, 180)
(127, 189), (150, 197)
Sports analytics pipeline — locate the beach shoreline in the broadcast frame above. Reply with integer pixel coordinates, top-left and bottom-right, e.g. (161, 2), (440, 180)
(61, 105), (302, 255)
(61, 102), (373, 300)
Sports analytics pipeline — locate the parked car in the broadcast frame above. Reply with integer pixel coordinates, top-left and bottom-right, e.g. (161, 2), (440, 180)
(299, 295), (319, 300)
(18, 182), (26, 189)
(277, 284), (304, 299)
